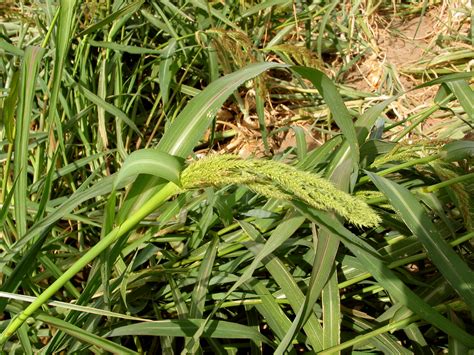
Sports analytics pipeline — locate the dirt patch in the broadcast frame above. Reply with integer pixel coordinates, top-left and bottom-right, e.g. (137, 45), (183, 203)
(347, 2), (471, 107)
(348, 11), (438, 94)
(380, 15), (436, 88)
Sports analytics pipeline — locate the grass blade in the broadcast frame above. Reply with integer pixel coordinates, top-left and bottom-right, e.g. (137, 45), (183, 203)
(13, 46), (45, 238)
(186, 234), (219, 352)
(12, 174), (116, 251)
(291, 66), (359, 169)
(446, 79), (473, 120)
(77, 0), (145, 37)
(46, 0), (78, 153)
(231, 211), (305, 295)
(290, 125), (307, 162)
(87, 40), (163, 55)
(106, 319), (273, 346)
(322, 268), (339, 350)
(77, 84), (142, 138)
(367, 172), (474, 311)
(37, 313), (137, 354)
(189, 235), (219, 318)
(2, 70), (19, 143)
(245, 279), (293, 342)
(115, 150), (184, 188)
(159, 39), (177, 106)
(243, 215), (324, 351)
(0, 229), (49, 313)
(157, 62), (286, 157)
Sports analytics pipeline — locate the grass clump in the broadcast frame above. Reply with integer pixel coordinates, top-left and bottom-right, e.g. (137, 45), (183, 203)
(0, 0), (473, 353)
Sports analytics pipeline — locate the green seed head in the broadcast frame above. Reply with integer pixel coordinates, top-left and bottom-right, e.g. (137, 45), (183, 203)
(181, 155), (381, 228)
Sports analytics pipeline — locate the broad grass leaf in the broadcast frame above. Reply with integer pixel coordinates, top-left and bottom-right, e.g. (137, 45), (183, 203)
(0, 39), (24, 56)
(37, 313), (136, 354)
(291, 66), (359, 168)
(115, 149), (184, 188)
(441, 140), (474, 162)
(120, 62), (287, 220)
(106, 319), (273, 346)
(367, 172), (474, 311)
(446, 79), (473, 121)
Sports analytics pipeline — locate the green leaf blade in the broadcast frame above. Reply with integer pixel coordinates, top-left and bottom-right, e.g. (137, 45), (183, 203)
(157, 62), (287, 157)
(115, 149), (184, 188)
(13, 46), (46, 238)
(106, 319), (273, 346)
(291, 66), (359, 169)
(367, 172), (474, 311)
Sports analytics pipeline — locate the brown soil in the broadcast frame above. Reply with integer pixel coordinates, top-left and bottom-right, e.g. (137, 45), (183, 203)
(347, 2), (471, 104)
(347, 10), (442, 96)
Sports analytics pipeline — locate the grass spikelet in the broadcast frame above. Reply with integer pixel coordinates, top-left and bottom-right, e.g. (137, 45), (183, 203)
(181, 155), (381, 227)
(264, 44), (324, 69)
(371, 140), (443, 168)
(371, 144), (421, 168)
(206, 28), (256, 71)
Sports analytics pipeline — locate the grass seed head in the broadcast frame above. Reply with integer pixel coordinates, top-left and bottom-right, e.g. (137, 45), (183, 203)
(181, 155), (381, 228)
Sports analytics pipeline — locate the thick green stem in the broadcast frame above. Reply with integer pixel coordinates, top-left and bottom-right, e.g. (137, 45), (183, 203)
(0, 182), (180, 345)
(358, 154), (440, 185)
(422, 172), (474, 193)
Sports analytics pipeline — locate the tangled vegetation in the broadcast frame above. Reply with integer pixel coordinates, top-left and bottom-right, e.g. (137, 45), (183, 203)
(0, 0), (473, 353)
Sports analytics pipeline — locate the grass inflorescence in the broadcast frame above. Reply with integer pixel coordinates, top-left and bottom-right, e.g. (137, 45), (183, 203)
(182, 154), (381, 227)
